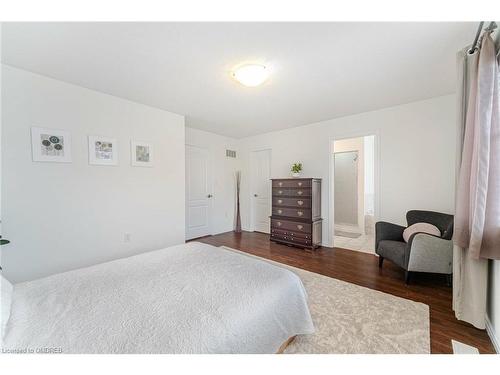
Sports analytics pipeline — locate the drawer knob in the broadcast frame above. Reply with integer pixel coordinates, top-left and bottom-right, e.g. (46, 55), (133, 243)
(297, 211), (303, 216)
(297, 190), (303, 195)
(277, 221), (282, 227)
(278, 190), (283, 194)
(297, 200), (303, 206)
(278, 182), (283, 187)
(277, 209), (283, 214)
(278, 199), (283, 204)
(297, 225), (303, 230)
(298, 182), (303, 187)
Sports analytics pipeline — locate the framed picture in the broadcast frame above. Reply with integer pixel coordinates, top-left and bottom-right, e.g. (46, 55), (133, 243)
(88, 136), (118, 166)
(31, 127), (72, 163)
(131, 140), (153, 167)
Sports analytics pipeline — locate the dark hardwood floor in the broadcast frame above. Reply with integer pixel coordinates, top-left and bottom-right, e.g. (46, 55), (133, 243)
(194, 231), (495, 354)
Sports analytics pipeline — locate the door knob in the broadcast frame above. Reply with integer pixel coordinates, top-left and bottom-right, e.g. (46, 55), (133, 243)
(254, 194), (258, 197)
(207, 194), (213, 198)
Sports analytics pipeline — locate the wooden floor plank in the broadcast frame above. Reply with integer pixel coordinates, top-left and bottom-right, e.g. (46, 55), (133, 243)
(194, 231), (495, 354)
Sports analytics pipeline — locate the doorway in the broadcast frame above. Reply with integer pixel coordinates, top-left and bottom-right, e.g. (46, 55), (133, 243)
(332, 135), (376, 253)
(250, 149), (271, 233)
(185, 145), (213, 240)
(334, 151), (360, 228)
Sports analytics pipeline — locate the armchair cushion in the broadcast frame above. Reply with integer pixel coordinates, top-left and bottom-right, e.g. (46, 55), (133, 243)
(402, 222), (441, 242)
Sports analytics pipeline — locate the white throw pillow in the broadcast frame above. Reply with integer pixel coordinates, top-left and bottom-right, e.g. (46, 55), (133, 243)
(403, 223), (441, 243)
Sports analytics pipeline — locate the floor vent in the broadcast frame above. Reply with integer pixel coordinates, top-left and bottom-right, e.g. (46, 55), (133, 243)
(451, 340), (479, 354)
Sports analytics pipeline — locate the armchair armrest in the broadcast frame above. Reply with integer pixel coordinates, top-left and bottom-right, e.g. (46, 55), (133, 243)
(375, 221), (405, 250)
(407, 233), (453, 274)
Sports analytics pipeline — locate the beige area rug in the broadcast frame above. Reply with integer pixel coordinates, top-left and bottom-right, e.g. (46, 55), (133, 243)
(221, 246), (430, 354)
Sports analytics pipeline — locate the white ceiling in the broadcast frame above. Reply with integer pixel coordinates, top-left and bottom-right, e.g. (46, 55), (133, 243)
(1, 22), (477, 138)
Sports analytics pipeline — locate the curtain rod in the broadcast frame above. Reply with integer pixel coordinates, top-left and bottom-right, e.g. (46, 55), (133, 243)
(468, 21), (497, 54)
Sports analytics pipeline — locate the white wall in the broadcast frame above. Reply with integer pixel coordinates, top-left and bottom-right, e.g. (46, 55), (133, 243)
(1, 66), (186, 283)
(488, 260), (500, 352)
(185, 127), (240, 235)
(238, 95), (457, 247)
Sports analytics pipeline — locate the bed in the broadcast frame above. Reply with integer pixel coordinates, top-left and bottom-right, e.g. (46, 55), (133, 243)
(1, 242), (314, 353)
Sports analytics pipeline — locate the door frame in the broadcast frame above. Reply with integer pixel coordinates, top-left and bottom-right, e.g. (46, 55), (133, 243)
(328, 131), (380, 248)
(185, 143), (214, 240)
(249, 148), (272, 233)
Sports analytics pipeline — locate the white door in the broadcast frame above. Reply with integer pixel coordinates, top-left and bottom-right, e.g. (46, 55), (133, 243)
(251, 149), (271, 233)
(186, 145), (212, 240)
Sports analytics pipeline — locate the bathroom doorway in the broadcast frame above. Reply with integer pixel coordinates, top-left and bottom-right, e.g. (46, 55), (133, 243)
(332, 135), (376, 253)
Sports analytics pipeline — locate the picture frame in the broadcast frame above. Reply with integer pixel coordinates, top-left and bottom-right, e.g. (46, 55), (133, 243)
(88, 135), (118, 166)
(131, 140), (153, 167)
(31, 127), (72, 163)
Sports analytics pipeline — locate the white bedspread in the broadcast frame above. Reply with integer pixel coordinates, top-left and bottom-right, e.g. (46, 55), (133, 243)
(2, 242), (314, 353)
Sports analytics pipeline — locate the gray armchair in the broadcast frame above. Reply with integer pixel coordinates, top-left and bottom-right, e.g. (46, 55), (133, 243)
(375, 210), (454, 284)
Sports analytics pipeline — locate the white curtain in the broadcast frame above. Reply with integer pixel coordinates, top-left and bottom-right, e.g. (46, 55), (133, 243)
(453, 34), (500, 329)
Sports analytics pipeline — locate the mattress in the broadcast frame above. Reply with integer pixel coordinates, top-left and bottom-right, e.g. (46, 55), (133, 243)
(2, 242), (314, 353)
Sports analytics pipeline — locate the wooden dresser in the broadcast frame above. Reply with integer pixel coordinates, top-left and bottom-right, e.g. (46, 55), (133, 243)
(270, 178), (322, 250)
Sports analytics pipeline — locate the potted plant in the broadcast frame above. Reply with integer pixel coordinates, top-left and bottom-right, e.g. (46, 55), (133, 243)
(291, 163), (302, 178)
(0, 234), (9, 271)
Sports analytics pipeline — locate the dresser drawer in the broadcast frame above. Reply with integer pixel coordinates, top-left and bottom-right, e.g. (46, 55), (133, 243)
(271, 232), (312, 247)
(272, 187), (312, 197)
(272, 187), (290, 196)
(271, 218), (312, 233)
(272, 179), (312, 188)
(271, 227), (311, 240)
(273, 197), (311, 208)
(272, 206), (312, 219)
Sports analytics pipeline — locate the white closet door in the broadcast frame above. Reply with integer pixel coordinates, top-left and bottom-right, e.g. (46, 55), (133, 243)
(186, 145), (212, 239)
(251, 149), (271, 233)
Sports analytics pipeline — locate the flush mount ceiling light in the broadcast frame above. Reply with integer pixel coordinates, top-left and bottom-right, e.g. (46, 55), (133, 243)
(232, 64), (269, 87)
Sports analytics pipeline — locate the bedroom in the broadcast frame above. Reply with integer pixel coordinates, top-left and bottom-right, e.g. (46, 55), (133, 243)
(1, 1), (500, 374)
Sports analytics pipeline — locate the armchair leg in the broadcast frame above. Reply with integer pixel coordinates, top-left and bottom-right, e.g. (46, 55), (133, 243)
(405, 271), (411, 285)
(378, 256), (384, 268)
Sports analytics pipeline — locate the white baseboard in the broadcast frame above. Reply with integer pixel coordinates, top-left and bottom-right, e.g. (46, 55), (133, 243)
(485, 315), (499, 353)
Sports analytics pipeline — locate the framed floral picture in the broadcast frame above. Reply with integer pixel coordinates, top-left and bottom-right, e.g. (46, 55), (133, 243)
(131, 140), (153, 167)
(88, 136), (118, 166)
(31, 127), (72, 163)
